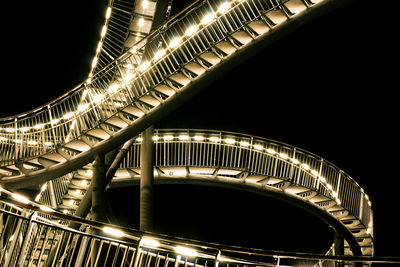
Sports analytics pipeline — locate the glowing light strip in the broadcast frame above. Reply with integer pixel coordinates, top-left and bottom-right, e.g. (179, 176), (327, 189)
(135, 132), (370, 206)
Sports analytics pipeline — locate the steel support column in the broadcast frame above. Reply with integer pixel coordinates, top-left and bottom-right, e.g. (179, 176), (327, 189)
(334, 231), (344, 267)
(140, 126), (155, 232)
(92, 153), (107, 223)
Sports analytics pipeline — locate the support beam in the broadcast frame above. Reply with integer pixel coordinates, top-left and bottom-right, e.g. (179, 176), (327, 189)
(140, 126), (155, 232)
(334, 231), (344, 267)
(92, 153), (107, 223)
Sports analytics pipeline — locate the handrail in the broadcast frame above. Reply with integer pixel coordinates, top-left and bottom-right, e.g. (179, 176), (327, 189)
(127, 129), (372, 225)
(0, 0), (205, 123)
(0, 190), (398, 265)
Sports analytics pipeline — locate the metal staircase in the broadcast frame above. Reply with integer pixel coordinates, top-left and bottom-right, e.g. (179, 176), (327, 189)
(0, 0), (389, 266)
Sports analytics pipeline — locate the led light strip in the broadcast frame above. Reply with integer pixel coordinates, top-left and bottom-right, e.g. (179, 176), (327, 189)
(135, 132), (371, 207)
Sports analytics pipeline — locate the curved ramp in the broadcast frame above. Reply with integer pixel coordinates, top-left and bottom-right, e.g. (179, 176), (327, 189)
(108, 129), (373, 256)
(1, 0), (351, 187)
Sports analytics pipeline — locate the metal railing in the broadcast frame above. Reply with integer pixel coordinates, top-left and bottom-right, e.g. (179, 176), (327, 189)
(119, 129), (373, 237)
(0, 0), (287, 164)
(1, 189), (396, 267)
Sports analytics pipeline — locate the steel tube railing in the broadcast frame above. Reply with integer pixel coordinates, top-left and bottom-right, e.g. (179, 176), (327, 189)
(118, 129), (373, 235)
(1, 0), (287, 163)
(0, 193), (398, 266)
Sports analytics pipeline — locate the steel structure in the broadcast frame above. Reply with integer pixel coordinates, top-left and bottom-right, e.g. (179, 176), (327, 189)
(0, 0), (390, 266)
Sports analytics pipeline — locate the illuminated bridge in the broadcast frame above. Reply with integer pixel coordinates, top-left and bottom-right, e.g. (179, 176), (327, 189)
(0, 0), (396, 266)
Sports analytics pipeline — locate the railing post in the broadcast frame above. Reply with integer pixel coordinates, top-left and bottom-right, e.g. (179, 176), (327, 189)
(16, 212), (37, 267)
(14, 118), (18, 160)
(3, 218), (23, 266)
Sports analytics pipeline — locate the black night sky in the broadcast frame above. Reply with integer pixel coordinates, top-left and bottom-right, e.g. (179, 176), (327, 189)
(1, 0), (399, 259)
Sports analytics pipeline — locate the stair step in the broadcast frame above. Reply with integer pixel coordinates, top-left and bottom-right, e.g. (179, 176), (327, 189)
(140, 95), (161, 107)
(183, 62), (206, 77)
(105, 116), (129, 129)
(230, 31), (253, 46)
(85, 128), (111, 141)
(284, 0), (307, 15)
(198, 51), (221, 67)
(214, 41), (237, 56)
(264, 9), (287, 26)
(63, 140), (91, 153)
(247, 20), (270, 35)
(154, 84), (176, 97)
(168, 72), (191, 87)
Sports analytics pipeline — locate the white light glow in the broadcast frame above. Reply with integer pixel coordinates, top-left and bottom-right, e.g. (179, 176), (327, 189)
(178, 135), (190, 141)
(185, 25), (198, 36)
(44, 141), (54, 146)
(12, 193), (30, 204)
(6, 128), (15, 133)
(279, 153), (288, 159)
(193, 136), (204, 141)
(240, 141), (250, 147)
(291, 158), (300, 164)
(92, 57), (98, 68)
(93, 94), (105, 103)
(27, 140), (38, 145)
(51, 119), (60, 125)
(253, 144), (263, 150)
(141, 237), (160, 247)
(33, 124), (44, 130)
(319, 176), (326, 183)
(78, 104), (90, 112)
(174, 246), (198, 257)
(201, 13), (215, 25)
(96, 41), (102, 53)
(20, 127), (30, 132)
(266, 148), (276, 154)
(218, 2), (231, 13)
(63, 112), (74, 120)
(138, 18), (145, 27)
(123, 73), (136, 83)
(142, 0), (149, 9)
(108, 83), (120, 94)
(103, 226), (125, 237)
(209, 136), (220, 142)
(169, 37), (182, 49)
(152, 135), (160, 141)
(311, 170), (319, 176)
(301, 164), (310, 170)
(153, 49), (166, 61)
(41, 183), (47, 192)
(40, 205), (53, 212)
(136, 137), (143, 142)
(106, 7), (112, 19)
(101, 25), (107, 37)
(138, 61), (151, 72)
(224, 138), (235, 144)
(163, 135), (174, 141)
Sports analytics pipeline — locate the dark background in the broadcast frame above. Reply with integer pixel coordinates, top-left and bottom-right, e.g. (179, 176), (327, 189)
(1, 0), (399, 258)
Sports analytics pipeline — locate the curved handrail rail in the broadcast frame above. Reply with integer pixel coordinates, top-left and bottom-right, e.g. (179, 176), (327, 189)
(0, 0), (204, 123)
(0, 0), (290, 161)
(0, 189), (397, 265)
(121, 129), (373, 235)
(0, 0), (353, 167)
